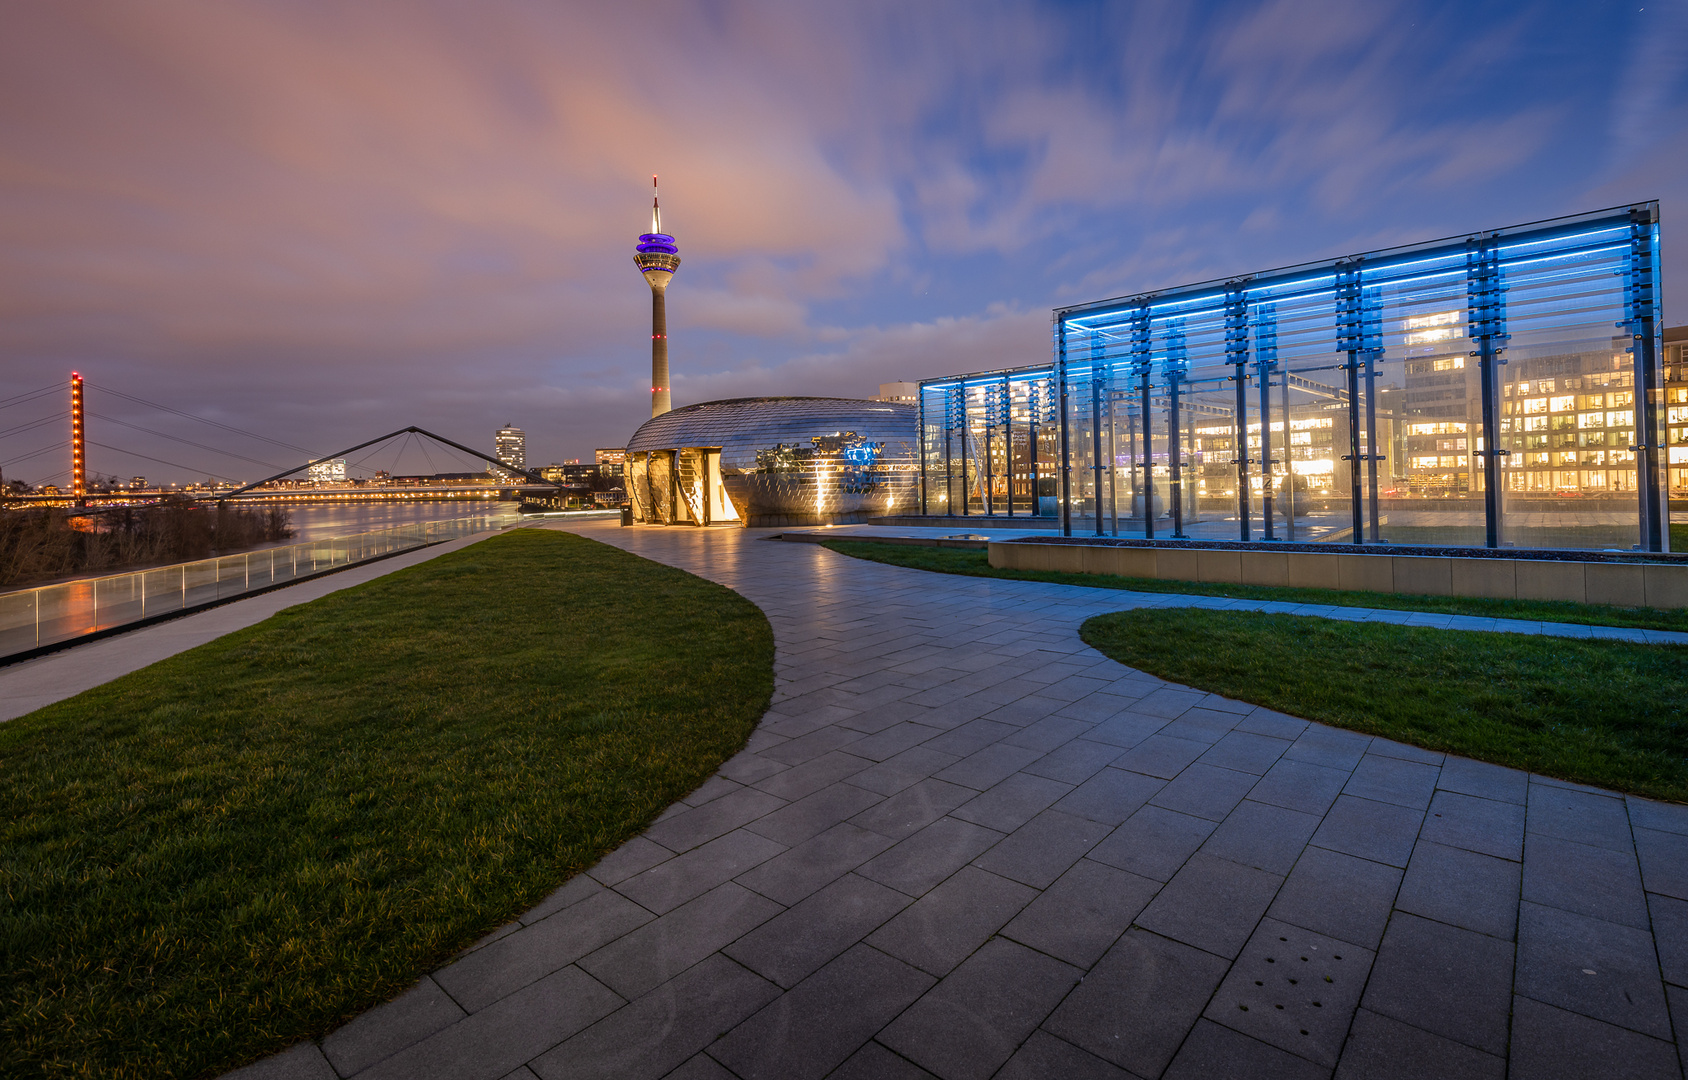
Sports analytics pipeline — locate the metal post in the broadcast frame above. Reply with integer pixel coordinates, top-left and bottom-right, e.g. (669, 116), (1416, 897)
(1628, 206), (1665, 551)
(1091, 375), (1105, 535)
(1259, 361), (1275, 540)
(1235, 365), (1250, 540)
(1019, 379), (1033, 519)
(1004, 377), (1014, 518)
(979, 384), (985, 519)
(1186, 394), (1200, 526)
(1469, 235), (1506, 548)
(1125, 404), (1137, 527)
(1170, 370), (1184, 538)
(943, 387), (954, 519)
(1346, 353), (1363, 543)
(962, 387), (972, 518)
(1365, 352), (1381, 542)
(1478, 336), (1502, 547)
(1281, 374), (1296, 541)
(918, 387), (928, 516)
(1225, 285), (1251, 541)
(1107, 389), (1118, 536)
(1141, 367), (1155, 540)
(1058, 321), (1072, 536)
(1638, 322), (1664, 550)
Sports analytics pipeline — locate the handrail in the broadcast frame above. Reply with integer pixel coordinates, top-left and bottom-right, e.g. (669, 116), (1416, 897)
(0, 513), (503, 662)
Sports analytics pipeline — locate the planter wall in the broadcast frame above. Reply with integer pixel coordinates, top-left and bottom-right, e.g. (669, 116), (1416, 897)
(989, 541), (1688, 610)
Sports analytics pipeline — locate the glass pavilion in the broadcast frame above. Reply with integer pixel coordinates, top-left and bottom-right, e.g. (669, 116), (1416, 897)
(918, 203), (1671, 552)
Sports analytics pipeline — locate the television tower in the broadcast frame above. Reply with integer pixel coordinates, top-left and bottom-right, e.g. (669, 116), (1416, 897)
(634, 175), (681, 417)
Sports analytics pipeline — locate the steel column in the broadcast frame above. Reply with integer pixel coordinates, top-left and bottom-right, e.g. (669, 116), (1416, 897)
(1259, 360), (1275, 540)
(1058, 319), (1072, 536)
(1224, 284), (1251, 540)
(1627, 205), (1666, 551)
(1468, 235), (1507, 548)
(1140, 367), (1154, 540)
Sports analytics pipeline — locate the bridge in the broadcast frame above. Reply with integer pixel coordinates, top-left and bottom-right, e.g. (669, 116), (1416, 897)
(1, 376), (599, 509)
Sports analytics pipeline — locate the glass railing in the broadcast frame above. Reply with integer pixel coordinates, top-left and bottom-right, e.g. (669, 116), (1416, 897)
(0, 514), (502, 661)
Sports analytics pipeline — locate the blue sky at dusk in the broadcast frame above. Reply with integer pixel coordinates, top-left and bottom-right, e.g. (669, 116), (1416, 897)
(1, 0), (1684, 481)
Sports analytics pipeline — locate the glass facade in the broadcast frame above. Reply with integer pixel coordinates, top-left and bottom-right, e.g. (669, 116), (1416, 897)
(919, 203), (1669, 551)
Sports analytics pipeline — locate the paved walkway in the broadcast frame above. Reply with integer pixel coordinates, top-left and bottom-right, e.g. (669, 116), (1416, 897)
(189, 521), (1684, 1079)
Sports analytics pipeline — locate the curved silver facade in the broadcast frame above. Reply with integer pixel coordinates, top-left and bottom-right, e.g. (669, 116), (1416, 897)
(625, 397), (918, 527)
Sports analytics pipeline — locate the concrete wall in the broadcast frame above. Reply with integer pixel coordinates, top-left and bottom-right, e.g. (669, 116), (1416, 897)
(989, 541), (1688, 610)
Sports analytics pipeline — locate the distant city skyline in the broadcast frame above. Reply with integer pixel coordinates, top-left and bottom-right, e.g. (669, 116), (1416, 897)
(1, 1), (1684, 484)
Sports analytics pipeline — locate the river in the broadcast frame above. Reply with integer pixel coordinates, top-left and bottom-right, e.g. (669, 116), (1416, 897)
(280, 500), (525, 541)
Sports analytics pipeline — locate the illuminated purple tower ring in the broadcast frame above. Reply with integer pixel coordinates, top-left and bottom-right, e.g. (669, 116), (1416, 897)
(635, 175), (681, 417)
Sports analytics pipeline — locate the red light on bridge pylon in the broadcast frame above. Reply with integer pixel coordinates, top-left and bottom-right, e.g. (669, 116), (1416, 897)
(70, 372), (85, 501)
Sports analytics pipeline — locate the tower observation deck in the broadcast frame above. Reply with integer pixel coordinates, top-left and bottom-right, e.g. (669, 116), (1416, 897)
(635, 176), (681, 417)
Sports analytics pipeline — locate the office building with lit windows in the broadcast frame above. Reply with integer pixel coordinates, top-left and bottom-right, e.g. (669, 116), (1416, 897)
(916, 203), (1669, 551)
(494, 424), (526, 474)
(1666, 324), (1688, 498)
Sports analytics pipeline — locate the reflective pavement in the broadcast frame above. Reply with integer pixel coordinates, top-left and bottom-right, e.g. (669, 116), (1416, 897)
(196, 520), (1688, 1078)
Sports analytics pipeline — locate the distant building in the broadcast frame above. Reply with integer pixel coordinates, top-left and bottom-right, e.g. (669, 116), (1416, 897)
(307, 458), (347, 483)
(595, 447), (626, 480)
(129, 476), (146, 490)
(495, 424), (527, 474)
(874, 382), (920, 404)
(1667, 324), (1686, 498)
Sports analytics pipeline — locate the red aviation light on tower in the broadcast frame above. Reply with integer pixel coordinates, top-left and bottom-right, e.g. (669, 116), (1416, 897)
(70, 371), (86, 501)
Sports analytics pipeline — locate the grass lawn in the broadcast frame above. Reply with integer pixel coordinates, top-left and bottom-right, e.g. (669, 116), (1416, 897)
(1081, 609), (1688, 802)
(0, 528), (774, 1080)
(818, 540), (1688, 633)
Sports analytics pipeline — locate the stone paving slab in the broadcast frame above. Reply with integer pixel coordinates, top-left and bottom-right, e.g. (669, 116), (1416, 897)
(194, 520), (1685, 1078)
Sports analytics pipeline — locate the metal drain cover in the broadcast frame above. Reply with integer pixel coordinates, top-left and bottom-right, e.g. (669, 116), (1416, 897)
(1203, 917), (1375, 1067)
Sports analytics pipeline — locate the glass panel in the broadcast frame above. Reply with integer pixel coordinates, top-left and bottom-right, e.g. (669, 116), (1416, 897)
(0, 514), (498, 661)
(1496, 224), (1639, 549)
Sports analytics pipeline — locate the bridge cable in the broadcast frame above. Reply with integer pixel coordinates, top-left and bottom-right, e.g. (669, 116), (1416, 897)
(0, 383), (62, 413)
(87, 382), (317, 457)
(88, 411), (286, 472)
(87, 441), (241, 484)
(0, 411), (70, 442)
(1, 442), (66, 468)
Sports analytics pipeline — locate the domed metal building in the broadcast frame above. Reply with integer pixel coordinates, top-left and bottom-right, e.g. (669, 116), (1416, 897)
(624, 397), (918, 527)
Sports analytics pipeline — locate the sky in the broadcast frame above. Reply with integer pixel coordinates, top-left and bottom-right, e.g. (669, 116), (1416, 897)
(2, 0), (1685, 484)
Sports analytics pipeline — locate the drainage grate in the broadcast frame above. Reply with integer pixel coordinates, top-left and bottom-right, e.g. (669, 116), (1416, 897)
(1202, 917), (1376, 1068)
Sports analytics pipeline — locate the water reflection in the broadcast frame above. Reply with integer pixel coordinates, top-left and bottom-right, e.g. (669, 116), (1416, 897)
(279, 500), (522, 541)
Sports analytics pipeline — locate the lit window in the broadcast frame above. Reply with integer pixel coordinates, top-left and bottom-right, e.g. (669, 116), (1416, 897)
(1405, 311), (1463, 346)
(1550, 395), (1575, 412)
